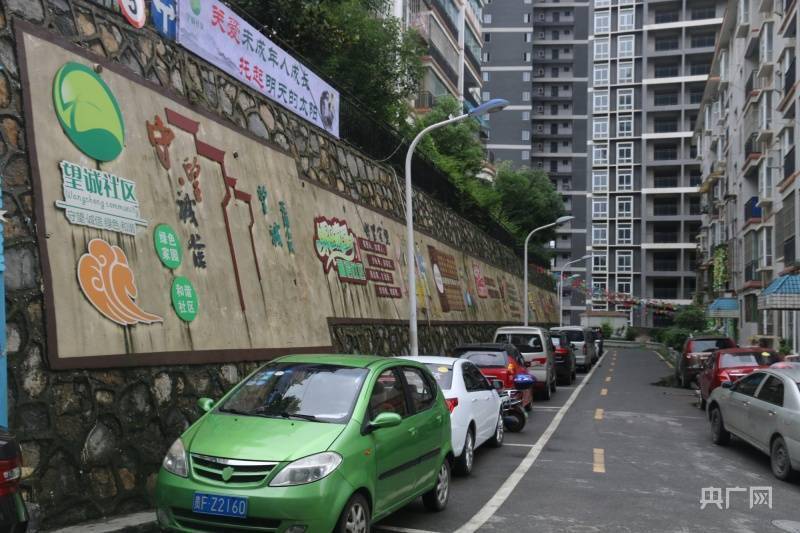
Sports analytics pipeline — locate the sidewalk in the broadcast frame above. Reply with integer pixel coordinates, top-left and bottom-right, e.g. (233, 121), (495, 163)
(43, 512), (156, 533)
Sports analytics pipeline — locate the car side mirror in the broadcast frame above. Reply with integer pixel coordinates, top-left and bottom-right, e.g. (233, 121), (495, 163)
(492, 379), (504, 390)
(367, 412), (402, 432)
(721, 381), (733, 389)
(197, 397), (215, 413)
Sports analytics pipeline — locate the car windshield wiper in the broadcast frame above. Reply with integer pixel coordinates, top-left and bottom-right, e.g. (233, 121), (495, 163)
(280, 412), (320, 422)
(219, 406), (258, 416)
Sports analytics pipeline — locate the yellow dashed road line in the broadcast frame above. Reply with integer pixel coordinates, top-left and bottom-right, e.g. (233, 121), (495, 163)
(600, 388), (608, 396)
(594, 408), (604, 420)
(593, 448), (606, 473)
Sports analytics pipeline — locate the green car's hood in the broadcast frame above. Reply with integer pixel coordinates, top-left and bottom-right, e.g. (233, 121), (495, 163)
(187, 413), (348, 462)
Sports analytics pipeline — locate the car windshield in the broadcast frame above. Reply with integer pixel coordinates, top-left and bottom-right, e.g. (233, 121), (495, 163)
(552, 337), (561, 348)
(425, 363), (454, 389)
(219, 363), (369, 423)
(558, 330), (584, 343)
(460, 351), (507, 367)
(719, 351), (779, 368)
(495, 334), (543, 353)
(691, 339), (735, 352)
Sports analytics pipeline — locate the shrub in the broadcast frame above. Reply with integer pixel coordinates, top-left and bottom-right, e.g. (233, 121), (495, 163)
(663, 327), (691, 351)
(625, 328), (636, 341)
(601, 322), (613, 339)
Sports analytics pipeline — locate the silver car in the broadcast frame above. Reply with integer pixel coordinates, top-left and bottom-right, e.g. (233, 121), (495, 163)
(707, 364), (800, 480)
(550, 326), (597, 371)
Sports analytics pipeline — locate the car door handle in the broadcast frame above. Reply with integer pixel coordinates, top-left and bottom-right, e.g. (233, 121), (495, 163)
(408, 427), (417, 435)
(768, 410), (776, 416)
(472, 398), (479, 402)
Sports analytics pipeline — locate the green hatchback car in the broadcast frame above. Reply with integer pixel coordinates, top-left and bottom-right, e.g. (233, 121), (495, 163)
(155, 354), (453, 532)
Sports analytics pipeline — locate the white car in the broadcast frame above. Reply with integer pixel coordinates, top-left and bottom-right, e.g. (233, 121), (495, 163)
(707, 364), (800, 480)
(400, 356), (504, 475)
(493, 326), (557, 401)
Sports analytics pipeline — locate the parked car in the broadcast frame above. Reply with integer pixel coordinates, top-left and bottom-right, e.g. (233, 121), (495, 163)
(0, 427), (27, 533)
(698, 348), (781, 409)
(676, 335), (737, 389)
(401, 356), (503, 475)
(707, 366), (800, 480)
(492, 327), (557, 400)
(155, 355), (453, 533)
(453, 343), (535, 409)
(550, 333), (577, 385)
(550, 326), (597, 371)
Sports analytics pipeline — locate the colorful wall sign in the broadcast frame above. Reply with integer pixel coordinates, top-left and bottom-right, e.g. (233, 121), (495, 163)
(428, 246), (465, 312)
(171, 276), (198, 322)
(52, 62), (125, 162)
(77, 239), (163, 326)
(314, 217), (366, 284)
(176, 0), (340, 137)
(153, 224), (182, 269)
(118, 0), (146, 29)
(473, 263), (488, 298)
(55, 160), (147, 236)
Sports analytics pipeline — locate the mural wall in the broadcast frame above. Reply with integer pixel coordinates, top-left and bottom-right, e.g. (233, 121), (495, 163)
(21, 26), (555, 369)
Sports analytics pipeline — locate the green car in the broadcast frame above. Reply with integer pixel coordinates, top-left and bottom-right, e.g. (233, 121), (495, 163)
(155, 354), (453, 532)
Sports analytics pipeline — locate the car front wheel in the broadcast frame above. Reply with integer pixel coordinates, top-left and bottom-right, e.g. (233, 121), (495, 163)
(336, 493), (370, 533)
(771, 436), (795, 481)
(422, 460), (451, 512)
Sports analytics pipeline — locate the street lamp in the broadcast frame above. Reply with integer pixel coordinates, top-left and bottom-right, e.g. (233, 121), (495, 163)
(523, 215), (575, 326)
(558, 254), (591, 327)
(405, 98), (509, 356)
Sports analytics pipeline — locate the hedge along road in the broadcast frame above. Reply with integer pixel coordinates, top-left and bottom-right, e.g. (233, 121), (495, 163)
(375, 350), (609, 533)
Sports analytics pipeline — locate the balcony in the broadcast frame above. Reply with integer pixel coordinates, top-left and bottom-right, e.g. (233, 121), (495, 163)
(744, 260), (759, 282)
(655, 11), (679, 24)
(784, 56), (796, 94)
(785, 147), (796, 179)
(654, 64), (680, 78)
(744, 134), (761, 161)
(691, 7), (718, 20)
(744, 196), (762, 222)
(690, 35), (716, 49)
(653, 231), (680, 242)
(653, 203), (680, 216)
(654, 39), (680, 52)
(415, 91), (437, 110)
(654, 93), (679, 106)
(785, 236), (796, 265)
(653, 259), (679, 271)
(744, 71), (756, 100)
(654, 147), (679, 161)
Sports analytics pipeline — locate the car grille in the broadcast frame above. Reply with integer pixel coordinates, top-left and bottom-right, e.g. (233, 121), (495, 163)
(172, 508), (281, 532)
(191, 454), (278, 486)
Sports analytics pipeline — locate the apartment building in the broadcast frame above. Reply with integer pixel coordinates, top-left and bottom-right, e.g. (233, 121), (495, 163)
(696, 0), (800, 348)
(588, 0), (724, 327)
(393, 0), (485, 116)
(482, 0), (591, 326)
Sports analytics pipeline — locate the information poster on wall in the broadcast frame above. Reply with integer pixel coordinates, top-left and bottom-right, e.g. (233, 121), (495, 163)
(176, 0), (340, 137)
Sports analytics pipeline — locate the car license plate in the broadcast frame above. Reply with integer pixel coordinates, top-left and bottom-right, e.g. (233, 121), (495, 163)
(192, 492), (248, 518)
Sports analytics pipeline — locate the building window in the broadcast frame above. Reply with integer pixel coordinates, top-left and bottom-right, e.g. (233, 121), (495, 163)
(617, 279), (632, 295)
(617, 196), (634, 218)
(593, 144), (609, 165)
(595, 0), (610, 6)
(594, 11), (610, 33)
(523, 71), (531, 82)
(524, 52), (532, 62)
(482, 52), (490, 62)
(617, 142), (634, 164)
(483, 14), (492, 24)
(523, 13), (530, 23)
(594, 64), (609, 86)
(593, 198), (609, 218)
(618, 35), (635, 58)
(522, 111), (530, 121)
(594, 38), (610, 60)
(522, 130), (531, 141)
(525, 33), (532, 43)
(617, 170), (633, 191)
(482, 71), (490, 82)
(593, 170), (609, 191)
(592, 225), (609, 245)
(617, 250), (633, 272)
(617, 222), (633, 244)
(617, 88), (634, 110)
(592, 254), (608, 272)
(618, 61), (634, 84)
(593, 117), (609, 139)
(617, 115), (633, 137)
(618, 8), (635, 31)
(522, 91), (530, 101)
(522, 150), (530, 161)
(593, 90), (609, 112)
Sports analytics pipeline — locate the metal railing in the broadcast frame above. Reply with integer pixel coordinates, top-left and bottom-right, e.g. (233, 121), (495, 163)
(744, 260), (759, 282)
(785, 236), (796, 265)
(653, 203), (679, 216)
(654, 120), (679, 132)
(653, 260), (679, 271)
(654, 93), (679, 106)
(653, 232), (679, 242)
(655, 11), (679, 23)
(654, 147), (679, 160)
(745, 133), (760, 159)
(785, 56), (796, 93)
(655, 64), (680, 78)
(745, 71), (755, 98)
(655, 39), (679, 51)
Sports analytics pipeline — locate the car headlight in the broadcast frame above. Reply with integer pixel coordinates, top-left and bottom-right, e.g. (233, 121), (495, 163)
(162, 438), (188, 477)
(269, 452), (342, 487)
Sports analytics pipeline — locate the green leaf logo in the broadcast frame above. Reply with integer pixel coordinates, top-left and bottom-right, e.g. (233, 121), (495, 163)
(191, 0), (201, 15)
(53, 62), (125, 162)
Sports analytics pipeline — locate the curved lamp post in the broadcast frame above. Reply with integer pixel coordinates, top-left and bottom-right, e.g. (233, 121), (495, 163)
(523, 215), (575, 326)
(558, 254), (591, 327)
(405, 98), (509, 356)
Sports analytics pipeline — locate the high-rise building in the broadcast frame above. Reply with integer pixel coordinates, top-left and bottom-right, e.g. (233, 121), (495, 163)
(587, 0), (724, 327)
(482, 0), (591, 326)
(393, 0), (485, 115)
(696, 0), (800, 349)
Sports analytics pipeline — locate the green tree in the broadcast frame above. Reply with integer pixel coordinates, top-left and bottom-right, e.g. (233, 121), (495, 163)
(234, 0), (424, 125)
(674, 305), (707, 332)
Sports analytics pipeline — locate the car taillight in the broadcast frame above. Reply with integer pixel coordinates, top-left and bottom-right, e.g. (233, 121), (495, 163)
(507, 363), (516, 373)
(0, 456), (21, 496)
(445, 398), (459, 413)
(583, 344), (587, 354)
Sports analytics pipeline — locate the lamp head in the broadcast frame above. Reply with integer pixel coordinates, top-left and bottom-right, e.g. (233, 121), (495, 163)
(555, 215), (575, 225)
(469, 98), (509, 117)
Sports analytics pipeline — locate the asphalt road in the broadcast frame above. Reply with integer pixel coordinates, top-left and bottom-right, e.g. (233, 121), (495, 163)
(376, 347), (800, 533)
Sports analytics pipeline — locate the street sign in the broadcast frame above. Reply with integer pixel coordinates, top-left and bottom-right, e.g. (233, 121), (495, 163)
(118, 0), (146, 29)
(151, 0), (177, 40)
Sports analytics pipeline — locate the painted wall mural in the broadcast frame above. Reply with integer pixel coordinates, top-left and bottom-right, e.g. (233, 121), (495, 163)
(19, 28), (556, 368)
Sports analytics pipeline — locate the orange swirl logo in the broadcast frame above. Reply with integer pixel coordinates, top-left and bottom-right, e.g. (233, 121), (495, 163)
(78, 238), (163, 326)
